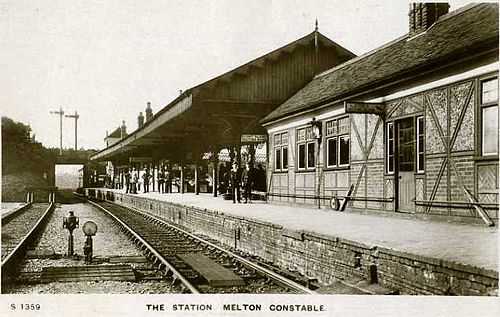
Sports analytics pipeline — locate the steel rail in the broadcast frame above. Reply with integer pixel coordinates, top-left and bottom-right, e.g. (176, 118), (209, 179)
(87, 199), (200, 294)
(1, 203), (55, 277)
(102, 199), (315, 294)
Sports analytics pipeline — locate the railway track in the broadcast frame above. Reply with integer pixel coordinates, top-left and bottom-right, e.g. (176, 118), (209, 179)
(88, 199), (316, 294)
(1, 203), (54, 282)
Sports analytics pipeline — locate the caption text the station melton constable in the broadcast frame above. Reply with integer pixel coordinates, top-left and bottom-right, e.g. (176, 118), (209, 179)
(146, 303), (326, 312)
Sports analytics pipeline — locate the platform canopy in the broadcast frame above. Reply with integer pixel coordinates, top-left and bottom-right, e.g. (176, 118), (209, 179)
(90, 30), (355, 164)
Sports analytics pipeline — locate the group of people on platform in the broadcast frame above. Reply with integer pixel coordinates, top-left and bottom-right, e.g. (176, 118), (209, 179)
(122, 168), (174, 194)
(157, 169), (175, 193)
(117, 161), (266, 203)
(219, 161), (266, 204)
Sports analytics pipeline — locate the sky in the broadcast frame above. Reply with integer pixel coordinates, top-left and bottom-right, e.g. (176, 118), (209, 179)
(0, 0), (479, 150)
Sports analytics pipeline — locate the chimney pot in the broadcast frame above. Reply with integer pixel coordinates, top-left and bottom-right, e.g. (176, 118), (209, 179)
(138, 111), (145, 128)
(121, 121), (127, 138)
(145, 102), (153, 122)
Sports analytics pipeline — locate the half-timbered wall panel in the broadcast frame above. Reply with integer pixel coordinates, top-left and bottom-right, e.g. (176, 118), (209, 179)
(477, 162), (499, 219)
(415, 175), (425, 213)
(387, 94), (424, 119)
(349, 113), (384, 210)
(422, 80), (482, 217)
(425, 88), (448, 154)
(384, 177), (394, 211)
(383, 77), (496, 219)
(450, 82), (475, 151)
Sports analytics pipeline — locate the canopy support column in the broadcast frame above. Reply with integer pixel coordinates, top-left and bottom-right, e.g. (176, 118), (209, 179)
(212, 151), (219, 197)
(194, 163), (199, 195)
(180, 165), (185, 194)
(152, 163), (156, 192)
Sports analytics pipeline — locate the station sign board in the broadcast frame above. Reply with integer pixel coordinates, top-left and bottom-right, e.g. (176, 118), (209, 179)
(344, 102), (384, 115)
(241, 134), (267, 143)
(129, 157), (152, 163)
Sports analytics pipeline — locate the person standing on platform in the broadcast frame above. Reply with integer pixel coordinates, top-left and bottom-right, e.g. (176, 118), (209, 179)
(165, 170), (172, 193)
(130, 168), (138, 194)
(158, 169), (164, 193)
(137, 169), (143, 192)
(230, 161), (241, 203)
(241, 162), (253, 203)
(124, 169), (131, 193)
(218, 162), (229, 195)
(143, 169), (150, 193)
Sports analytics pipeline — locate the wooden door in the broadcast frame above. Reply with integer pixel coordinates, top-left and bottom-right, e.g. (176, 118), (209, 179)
(397, 118), (415, 212)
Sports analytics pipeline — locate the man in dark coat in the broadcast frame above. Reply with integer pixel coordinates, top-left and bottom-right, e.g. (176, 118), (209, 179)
(165, 170), (172, 193)
(124, 169), (131, 193)
(240, 162), (253, 203)
(230, 161), (241, 203)
(143, 169), (150, 193)
(158, 170), (164, 193)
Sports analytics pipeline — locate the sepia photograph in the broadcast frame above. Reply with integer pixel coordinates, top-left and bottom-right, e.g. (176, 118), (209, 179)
(1, 0), (498, 316)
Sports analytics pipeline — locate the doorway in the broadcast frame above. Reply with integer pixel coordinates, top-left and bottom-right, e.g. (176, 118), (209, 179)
(396, 118), (415, 212)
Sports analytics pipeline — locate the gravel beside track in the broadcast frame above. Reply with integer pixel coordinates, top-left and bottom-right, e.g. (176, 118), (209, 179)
(1, 203), (50, 261)
(2, 280), (175, 294)
(28, 203), (144, 262)
(3, 202), (180, 294)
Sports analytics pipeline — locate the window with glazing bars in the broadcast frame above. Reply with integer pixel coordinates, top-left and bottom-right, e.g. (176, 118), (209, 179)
(386, 122), (394, 174)
(274, 132), (288, 171)
(480, 77), (498, 156)
(416, 117), (425, 172)
(297, 126), (315, 169)
(325, 117), (350, 167)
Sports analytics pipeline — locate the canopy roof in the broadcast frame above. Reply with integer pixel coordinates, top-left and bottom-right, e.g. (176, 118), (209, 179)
(90, 30), (356, 163)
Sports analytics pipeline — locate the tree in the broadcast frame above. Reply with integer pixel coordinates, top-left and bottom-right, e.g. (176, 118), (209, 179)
(1, 116), (56, 174)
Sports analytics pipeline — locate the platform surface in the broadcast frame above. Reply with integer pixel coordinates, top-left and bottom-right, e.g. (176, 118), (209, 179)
(102, 189), (498, 271)
(1, 202), (29, 217)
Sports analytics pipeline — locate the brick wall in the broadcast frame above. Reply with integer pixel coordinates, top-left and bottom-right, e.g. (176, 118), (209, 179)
(425, 155), (448, 215)
(366, 161), (385, 210)
(90, 189), (498, 296)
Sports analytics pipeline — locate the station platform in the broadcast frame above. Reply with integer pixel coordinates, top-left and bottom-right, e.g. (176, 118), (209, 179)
(99, 189), (498, 272)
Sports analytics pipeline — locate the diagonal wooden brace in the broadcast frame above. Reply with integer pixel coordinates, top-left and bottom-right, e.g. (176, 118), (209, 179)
(463, 187), (495, 227)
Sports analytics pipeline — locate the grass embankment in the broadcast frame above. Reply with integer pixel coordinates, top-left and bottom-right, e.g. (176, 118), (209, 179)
(2, 172), (50, 202)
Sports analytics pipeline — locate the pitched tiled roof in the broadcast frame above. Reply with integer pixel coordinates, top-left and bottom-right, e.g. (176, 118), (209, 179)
(262, 3), (499, 124)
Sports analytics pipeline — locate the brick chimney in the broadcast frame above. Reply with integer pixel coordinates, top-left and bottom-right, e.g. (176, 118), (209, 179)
(409, 3), (449, 37)
(145, 102), (153, 122)
(138, 111), (144, 128)
(120, 120), (127, 138)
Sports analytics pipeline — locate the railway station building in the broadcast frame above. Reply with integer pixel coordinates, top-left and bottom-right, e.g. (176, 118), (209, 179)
(90, 29), (356, 195)
(83, 3), (498, 296)
(262, 3), (499, 224)
(90, 3), (498, 225)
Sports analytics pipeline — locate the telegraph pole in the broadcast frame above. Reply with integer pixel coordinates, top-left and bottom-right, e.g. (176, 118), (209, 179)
(50, 107), (64, 155)
(65, 110), (79, 150)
